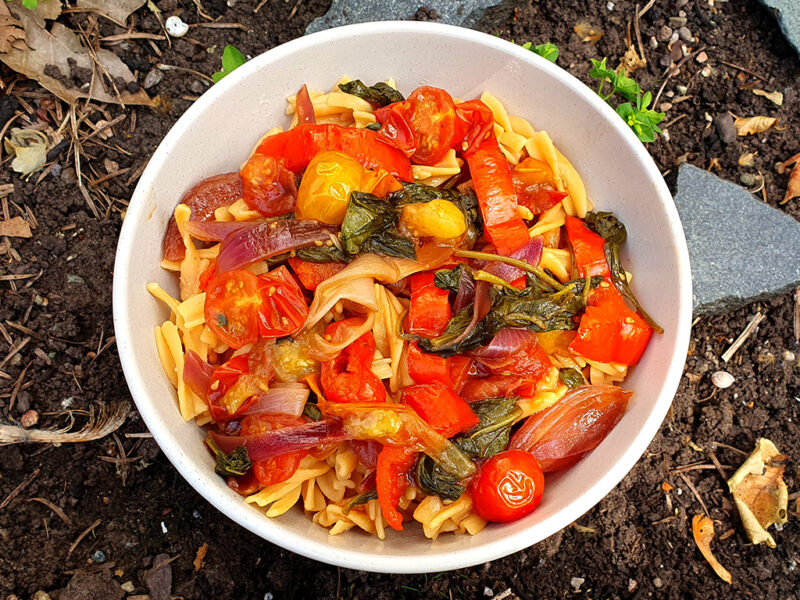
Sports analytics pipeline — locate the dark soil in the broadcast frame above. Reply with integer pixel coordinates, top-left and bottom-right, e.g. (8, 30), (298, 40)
(1, 1), (798, 599)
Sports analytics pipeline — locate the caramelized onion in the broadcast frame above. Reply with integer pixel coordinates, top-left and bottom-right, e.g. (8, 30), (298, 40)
(209, 418), (345, 461)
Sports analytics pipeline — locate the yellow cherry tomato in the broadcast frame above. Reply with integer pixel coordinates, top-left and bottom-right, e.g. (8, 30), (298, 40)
(400, 198), (467, 242)
(296, 150), (365, 225)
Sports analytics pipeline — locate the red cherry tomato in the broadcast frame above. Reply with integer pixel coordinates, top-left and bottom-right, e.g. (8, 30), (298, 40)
(240, 414), (309, 487)
(471, 450), (545, 523)
(204, 270), (262, 349)
(320, 319), (387, 404)
(257, 266), (308, 339)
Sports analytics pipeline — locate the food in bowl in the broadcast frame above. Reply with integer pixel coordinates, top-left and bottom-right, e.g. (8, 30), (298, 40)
(147, 77), (661, 540)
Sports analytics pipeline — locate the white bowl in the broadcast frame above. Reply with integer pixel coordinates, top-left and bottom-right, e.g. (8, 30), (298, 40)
(113, 21), (692, 573)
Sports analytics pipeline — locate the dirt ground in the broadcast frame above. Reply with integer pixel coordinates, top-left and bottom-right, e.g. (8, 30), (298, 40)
(1, 1), (799, 598)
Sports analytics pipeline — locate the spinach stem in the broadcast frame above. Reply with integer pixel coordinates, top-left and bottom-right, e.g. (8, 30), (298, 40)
(453, 249), (564, 290)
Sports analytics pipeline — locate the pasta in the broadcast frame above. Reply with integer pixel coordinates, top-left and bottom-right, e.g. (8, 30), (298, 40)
(149, 77), (656, 540)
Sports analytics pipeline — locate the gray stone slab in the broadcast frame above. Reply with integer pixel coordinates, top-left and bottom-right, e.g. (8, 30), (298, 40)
(759, 0), (800, 56)
(673, 163), (800, 315)
(306, 0), (500, 34)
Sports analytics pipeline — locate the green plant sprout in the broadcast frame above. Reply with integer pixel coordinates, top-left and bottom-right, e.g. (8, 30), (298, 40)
(521, 41), (559, 63)
(212, 45), (246, 83)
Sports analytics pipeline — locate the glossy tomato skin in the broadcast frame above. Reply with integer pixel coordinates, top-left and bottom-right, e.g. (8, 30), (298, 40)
(204, 270), (262, 349)
(257, 266), (308, 339)
(471, 450), (545, 523)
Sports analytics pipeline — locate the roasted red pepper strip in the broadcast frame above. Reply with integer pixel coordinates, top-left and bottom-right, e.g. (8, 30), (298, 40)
(565, 216), (611, 279)
(401, 383), (479, 438)
(464, 136), (530, 256)
(407, 343), (473, 393)
(320, 319), (386, 403)
(249, 124), (413, 180)
(406, 271), (452, 338)
(376, 445), (417, 531)
(287, 257), (345, 292)
(569, 286), (653, 366)
(447, 355), (473, 393)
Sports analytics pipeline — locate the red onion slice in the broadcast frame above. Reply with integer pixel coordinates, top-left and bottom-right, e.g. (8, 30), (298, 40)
(468, 328), (537, 370)
(183, 350), (214, 398)
(208, 418), (345, 461)
(452, 266), (476, 314)
(484, 236), (543, 282)
(450, 280), (491, 347)
(216, 219), (337, 272)
(240, 385), (310, 418)
(185, 220), (259, 242)
(295, 84), (316, 125)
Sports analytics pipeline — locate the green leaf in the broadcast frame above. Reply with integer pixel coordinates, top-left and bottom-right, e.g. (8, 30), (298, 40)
(416, 455), (465, 502)
(532, 42), (559, 63)
(338, 80), (404, 107)
(303, 403), (322, 421)
(20, 0), (38, 9)
(584, 211), (627, 246)
(434, 264), (470, 293)
(206, 438), (252, 477)
(213, 45), (246, 83)
(294, 245), (349, 263)
(613, 69), (641, 102)
(340, 191), (416, 259)
(588, 58), (615, 83)
(343, 489), (378, 514)
(559, 367), (585, 389)
(453, 397), (521, 459)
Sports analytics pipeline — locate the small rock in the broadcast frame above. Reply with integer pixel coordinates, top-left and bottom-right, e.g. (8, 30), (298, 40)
(784, 350), (796, 362)
(628, 579), (638, 592)
(59, 570), (124, 600)
(483, 587), (495, 597)
(739, 173), (757, 187)
(662, 129), (670, 142)
(91, 549), (106, 563)
(659, 102), (673, 111)
(103, 158), (119, 174)
(712, 371), (735, 389)
(144, 553), (173, 600)
(165, 15), (189, 38)
(51, 163), (62, 177)
(714, 113), (737, 144)
(669, 31), (680, 44)
(678, 9), (687, 16)
(658, 25), (673, 41)
(669, 16), (687, 27)
(678, 26), (693, 42)
(32, 592), (50, 600)
(21, 410), (39, 428)
(695, 51), (708, 63)
(606, 1), (614, 10)
(659, 55), (673, 68)
(649, 36), (659, 49)
(653, 577), (664, 588)
(143, 68), (164, 90)
(125, 81), (140, 94)
(190, 80), (205, 94)
(570, 577), (585, 591)
(701, 65), (712, 77)
(67, 274), (85, 284)
(121, 582), (135, 593)
(671, 41), (684, 62)
(665, 90), (675, 98)
(676, 84), (688, 95)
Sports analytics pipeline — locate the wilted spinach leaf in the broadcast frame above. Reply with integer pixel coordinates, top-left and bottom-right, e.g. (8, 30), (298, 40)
(434, 264), (471, 293)
(303, 403), (322, 421)
(295, 245), (349, 264)
(453, 397), (521, 459)
(584, 211), (663, 333)
(365, 122), (382, 131)
(343, 489), (378, 514)
(339, 80), (404, 107)
(415, 306), (485, 355)
(206, 437), (252, 477)
(340, 191), (416, 259)
(416, 455), (466, 502)
(559, 367), (585, 389)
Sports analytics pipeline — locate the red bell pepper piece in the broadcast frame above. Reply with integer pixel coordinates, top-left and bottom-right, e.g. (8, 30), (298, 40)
(320, 319), (386, 403)
(407, 343), (473, 393)
(448, 355), (473, 393)
(401, 383), (479, 439)
(287, 257), (345, 291)
(406, 271), (452, 338)
(249, 124), (413, 180)
(464, 136), (530, 256)
(569, 286), (653, 366)
(376, 445), (417, 531)
(454, 99), (495, 153)
(565, 216), (611, 279)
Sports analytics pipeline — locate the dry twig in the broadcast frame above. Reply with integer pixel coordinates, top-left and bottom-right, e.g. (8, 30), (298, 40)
(0, 468), (39, 510)
(0, 402), (129, 444)
(722, 312), (765, 363)
(68, 518), (102, 557)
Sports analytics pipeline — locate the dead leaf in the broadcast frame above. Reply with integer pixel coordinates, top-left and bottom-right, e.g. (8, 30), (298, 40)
(734, 115), (777, 136)
(4, 128), (48, 176)
(0, 216), (31, 238)
(620, 45), (646, 73)
(783, 160), (800, 205)
(777, 152), (800, 174)
(752, 89), (784, 106)
(0, 4), (152, 106)
(661, 481), (674, 493)
(76, 0), (146, 27)
(738, 151), (757, 167)
(573, 22), (603, 43)
(727, 438), (788, 548)
(0, 2), (26, 52)
(692, 514), (732, 584)
(193, 542), (208, 572)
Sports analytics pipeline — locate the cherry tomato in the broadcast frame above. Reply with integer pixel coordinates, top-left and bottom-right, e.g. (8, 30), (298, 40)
(240, 154), (298, 217)
(295, 150), (366, 225)
(320, 318), (386, 404)
(163, 172), (242, 262)
(374, 101), (417, 158)
(240, 414), (309, 487)
(471, 450), (545, 523)
(454, 99), (495, 154)
(295, 83), (316, 125)
(204, 270), (262, 349)
(206, 354), (257, 421)
(511, 158), (569, 215)
(257, 266), (308, 339)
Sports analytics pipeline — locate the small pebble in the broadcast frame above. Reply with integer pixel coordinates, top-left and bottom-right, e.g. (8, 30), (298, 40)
(701, 65), (712, 77)
(570, 577), (585, 591)
(161, 521), (168, 533)
(51, 163), (62, 177)
(649, 36), (659, 49)
(678, 9), (687, 17)
(143, 68), (164, 90)
(190, 80), (205, 94)
(658, 25), (673, 41)
(21, 410), (39, 428)
(659, 55), (673, 68)
(606, 1), (615, 10)
(91, 549), (106, 563)
(665, 90), (675, 98)
(32, 592), (51, 600)
(121, 582), (135, 593)
(653, 577), (664, 588)
(483, 587), (495, 597)
(669, 16), (687, 28)
(715, 113), (736, 144)
(659, 102), (673, 112)
(676, 84), (688, 95)
(67, 274), (85, 284)
(264, 594), (274, 600)
(62, 397), (74, 408)
(662, 129), (670, 142)
(669, 31), (680, 44)
(628, 579), (638, 592)
(784, 350), (796, 362)
(712, 370), (735, 389)
(695, 51), (708, 64)
(671, 41), (684, 62)
(126, 80), (140, 94)
(165, 15), (189, 38)
(739, 173), (756, 187)
(678, 26), (693, 42)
